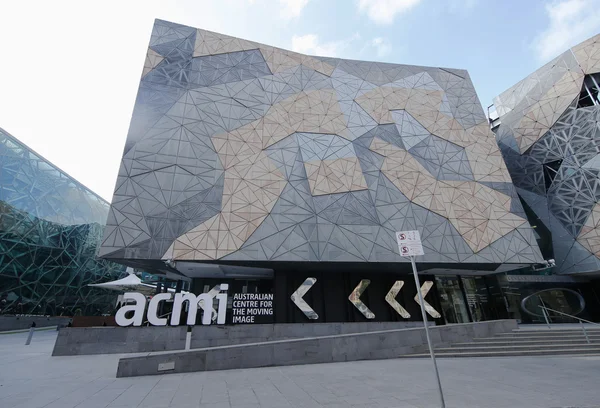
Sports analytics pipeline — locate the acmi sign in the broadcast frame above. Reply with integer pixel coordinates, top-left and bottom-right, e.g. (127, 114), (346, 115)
(115, 284), (229, 327)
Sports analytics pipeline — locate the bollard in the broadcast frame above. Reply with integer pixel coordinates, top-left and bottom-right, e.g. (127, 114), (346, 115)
(25, 322), (36, 345)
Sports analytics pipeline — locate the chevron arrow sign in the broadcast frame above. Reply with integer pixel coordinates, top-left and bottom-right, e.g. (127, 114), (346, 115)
(385, 280), (411, 318)
(349, 279), (375, 319)
(384, 280), (440, 319)
(415, 281), (441, 318)
(291, 278), (319, 320)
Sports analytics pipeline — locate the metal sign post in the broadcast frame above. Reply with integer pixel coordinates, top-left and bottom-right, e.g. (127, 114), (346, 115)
(397, 231), (445, 408)
(25, 325), (35, 345)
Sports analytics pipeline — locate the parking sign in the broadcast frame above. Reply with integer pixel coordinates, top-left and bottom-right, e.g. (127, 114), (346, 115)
(396, 230), (424, 256)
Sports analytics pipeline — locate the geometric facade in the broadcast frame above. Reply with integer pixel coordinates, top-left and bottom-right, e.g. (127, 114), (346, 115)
(0, 128), (127, 315)
(99, 19), (543, 272)
(494, 34), (600, 275)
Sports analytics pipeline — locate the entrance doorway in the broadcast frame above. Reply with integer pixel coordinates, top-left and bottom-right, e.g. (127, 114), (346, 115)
(462, 277), (498, 322)
(435, 276), (469, 323)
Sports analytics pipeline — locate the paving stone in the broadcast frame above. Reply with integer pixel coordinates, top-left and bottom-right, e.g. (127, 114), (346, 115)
(1, 331), (600, 408)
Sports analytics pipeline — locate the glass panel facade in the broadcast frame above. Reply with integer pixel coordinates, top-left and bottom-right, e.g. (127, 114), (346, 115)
(436, 276), (470, 323)
(0, 128), (126, 316)
(496, 276), (599, 324)
(462, 277), (499, 322)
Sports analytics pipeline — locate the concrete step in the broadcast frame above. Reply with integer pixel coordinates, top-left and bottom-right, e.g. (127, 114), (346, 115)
(436, 343), (600, 353)
(405, 348), (600, 358)
(403, 325), (600, 358)
(451, 339), (600, 347)
(511, 328), (600, 334)
(494, 332), (600, 338)
(511, 332), (600, 335)
(481, 335), (600, 341)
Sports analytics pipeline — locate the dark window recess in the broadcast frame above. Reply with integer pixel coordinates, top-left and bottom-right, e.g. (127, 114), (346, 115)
(543, 159), (562, 191)
(517, 195), (554, 260)
(577, 73), (600, 108)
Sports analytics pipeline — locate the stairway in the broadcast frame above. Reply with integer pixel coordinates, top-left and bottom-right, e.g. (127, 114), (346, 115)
(410, 326), (600, 357)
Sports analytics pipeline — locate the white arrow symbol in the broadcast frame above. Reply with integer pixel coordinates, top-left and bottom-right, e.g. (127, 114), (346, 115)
(291, 278), (319, 320)
(414, 281), (441, 318)
(385, 281), (411, 318)
(349, 279), (375, 319)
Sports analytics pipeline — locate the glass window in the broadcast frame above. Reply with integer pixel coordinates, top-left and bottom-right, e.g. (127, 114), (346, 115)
(436, 276), (470, 323)
(462, 276), (500, 322)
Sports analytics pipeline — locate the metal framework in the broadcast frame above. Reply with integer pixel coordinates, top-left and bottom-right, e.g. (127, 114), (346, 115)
(0, 128), (126, 315)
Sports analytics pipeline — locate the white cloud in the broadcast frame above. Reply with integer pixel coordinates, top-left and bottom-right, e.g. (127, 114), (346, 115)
(279, 0), (310, 19)
(291, 33), (361, 57)
(532, 0), (600, 61)
(371, 37), (392, 57)
(292, 33), (394, 60)
(357, 0), (422, 25)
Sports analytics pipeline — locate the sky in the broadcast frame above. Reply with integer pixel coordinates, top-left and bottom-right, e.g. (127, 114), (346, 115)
(1, 0), (599, 202)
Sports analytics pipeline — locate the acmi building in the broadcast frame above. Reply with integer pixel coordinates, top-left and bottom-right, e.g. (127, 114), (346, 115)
(98, 19), (600, 325)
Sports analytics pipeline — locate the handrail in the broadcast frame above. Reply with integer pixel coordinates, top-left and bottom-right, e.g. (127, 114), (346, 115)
(540, 306), (600, 326)
(538, 305), (600, 344)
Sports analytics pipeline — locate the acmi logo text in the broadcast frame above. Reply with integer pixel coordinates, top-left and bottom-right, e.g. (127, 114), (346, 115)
(115, 284), (228, 327)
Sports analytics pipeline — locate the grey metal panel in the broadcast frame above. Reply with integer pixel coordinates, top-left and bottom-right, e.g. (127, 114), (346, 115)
(493, 35), (600, 273)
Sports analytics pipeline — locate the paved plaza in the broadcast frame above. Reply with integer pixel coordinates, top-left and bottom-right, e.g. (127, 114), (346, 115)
(1, 330), (599, 408)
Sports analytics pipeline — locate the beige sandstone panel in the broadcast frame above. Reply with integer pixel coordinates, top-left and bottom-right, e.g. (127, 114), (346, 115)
(261, 89), (349, 147)
(194, 29), (335, 76)
(357, 84), (511, 185)
(578, 202), (600, 257)
(142, 48), (164, 78)
(369, 136), (407, 157)
(437, 181), (489, 250)
(464, 123), (513, 183)
(355, 82), (511, 185)
(209, 89), (348, 153)
(167, 146), (286, 260)
(259, 111), (297, 149)
(355, 87), (413, 123)
(438, 182), (526, 252)
(166, 214), (229, 260)
(193, 29), (258, 57)
(572, 34), (600, 74)
(514, 70), (584, 153)
(289, 52), (335, 76)
(260, 47), (335, 76)
(412, 110), (470, 147)
(259, 47), (300, 73)
(370, 137), (435, 200)
(304, 157), (368, 196)
(355, 87), (398, 124)
(190, 87), (352, 257)
(370, 137), (443, 215)
(370, 137), (526, 252)
(356, 86), (470, 149)
(211, 125), (263, 169)
(355, 87), (444, 125)
(411, 173), (443, 215)
(404, 88), (445, 115)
